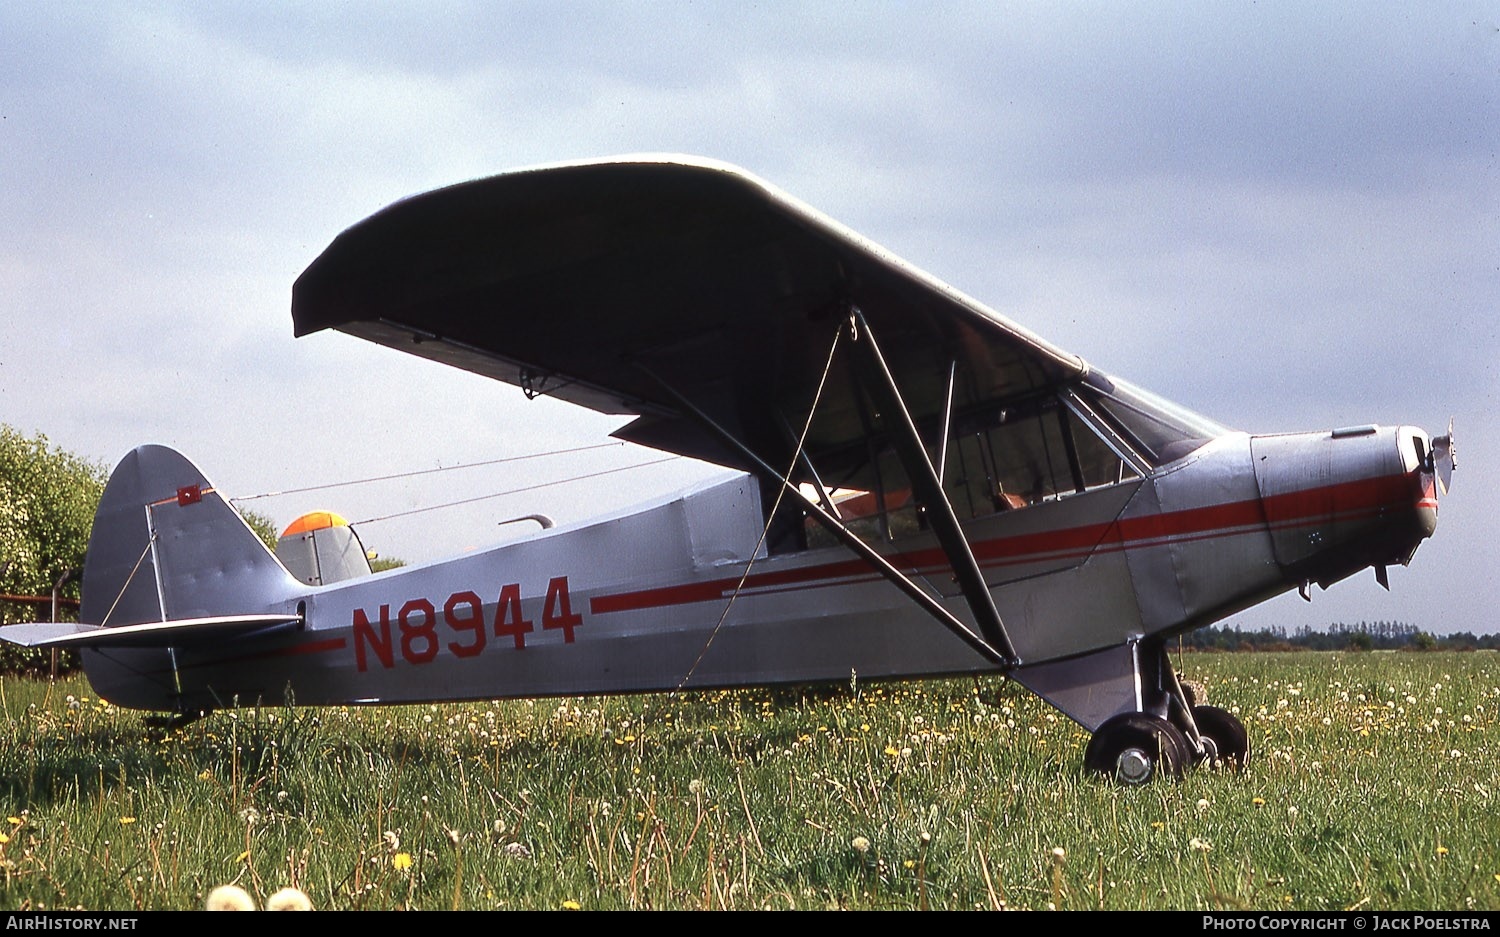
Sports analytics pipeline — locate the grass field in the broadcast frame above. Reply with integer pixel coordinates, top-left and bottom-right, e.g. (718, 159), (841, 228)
(0, 650), (1495, 911)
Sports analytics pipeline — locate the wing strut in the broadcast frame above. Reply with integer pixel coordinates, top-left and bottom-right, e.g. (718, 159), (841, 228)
(845, 308), (1018, 663)
(633, 362), (1014, 671)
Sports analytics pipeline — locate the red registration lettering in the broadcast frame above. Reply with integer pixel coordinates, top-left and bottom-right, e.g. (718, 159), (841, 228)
(352, 577), (584, 668)
(353, 604), (393, 672)
(399, 598), (439, 664)
(542, 576), (583, 643)
(444, 591), (486, 658)
(493, 583), (535, 649)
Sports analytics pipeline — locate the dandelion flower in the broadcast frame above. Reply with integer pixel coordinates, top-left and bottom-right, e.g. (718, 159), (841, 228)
(562, 900), (582, 910)
(0, 833), (9, 846)
(264, 887), (313, 911)
(205, 884), (256, 911)
(392, 852), (414, 870)
(851, 836), (871, 854)
(1252, 797), (1266, 808)
(1436, 845), (1449, 857)
(688, 779), (704, 795)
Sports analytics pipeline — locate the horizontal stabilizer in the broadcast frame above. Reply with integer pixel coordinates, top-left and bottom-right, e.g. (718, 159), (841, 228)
(0, 614), (303, 650)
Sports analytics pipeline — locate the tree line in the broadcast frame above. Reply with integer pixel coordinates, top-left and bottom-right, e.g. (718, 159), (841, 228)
(1178, 620), (1500, 652)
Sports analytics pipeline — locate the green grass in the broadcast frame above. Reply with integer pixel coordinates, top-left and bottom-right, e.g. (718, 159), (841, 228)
(0, 651), (1496, 911)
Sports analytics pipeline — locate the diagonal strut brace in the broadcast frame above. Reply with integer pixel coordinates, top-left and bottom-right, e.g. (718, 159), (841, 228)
(633, 348), (1015, 669)
(844, 308), (1018, 663)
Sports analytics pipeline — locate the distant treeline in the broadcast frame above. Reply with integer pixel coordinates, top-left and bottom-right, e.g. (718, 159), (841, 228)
(1180, 620), (1500, 652)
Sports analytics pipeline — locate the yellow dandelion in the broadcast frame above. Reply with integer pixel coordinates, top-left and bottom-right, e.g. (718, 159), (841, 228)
(205, 884), (256, 911)
(561, 900), (582, 910)
(903, 859), (916, 869)
(198, 769), (213, 781)
(1436, 845), (1449, 857)
(6, 817), (20, 826)
(884, 746), (900, 757)
(0, 832), (10, 845)
(1252, 797), (1266, 808)
(119, 816), (136, 825)
(236, 850), (250, 863)
(392, 851), (413, 870)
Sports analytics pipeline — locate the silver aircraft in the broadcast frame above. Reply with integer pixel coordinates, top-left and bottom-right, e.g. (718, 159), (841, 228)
(2, 156), (1455, 783)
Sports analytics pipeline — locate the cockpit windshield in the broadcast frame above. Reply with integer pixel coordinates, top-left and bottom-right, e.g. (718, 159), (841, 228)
(1076, 373), (1229, 467)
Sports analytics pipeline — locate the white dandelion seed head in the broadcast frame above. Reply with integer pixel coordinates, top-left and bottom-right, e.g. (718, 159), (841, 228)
(264, 887), (313, 911)
(205, 884), (256, 911)
(851, 836), (871, 854)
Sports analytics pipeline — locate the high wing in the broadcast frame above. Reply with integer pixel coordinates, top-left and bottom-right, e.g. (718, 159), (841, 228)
(291, 155), (1087, 492)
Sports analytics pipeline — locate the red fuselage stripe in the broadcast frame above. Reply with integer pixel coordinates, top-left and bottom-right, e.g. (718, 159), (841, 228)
(589, 472), (1422, 616)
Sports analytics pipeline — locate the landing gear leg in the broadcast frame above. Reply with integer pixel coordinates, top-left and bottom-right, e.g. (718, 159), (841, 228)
(1079, 638), (1250, 782)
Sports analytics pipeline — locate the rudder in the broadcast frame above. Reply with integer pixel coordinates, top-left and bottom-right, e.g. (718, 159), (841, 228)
(78, 445), (303, 711)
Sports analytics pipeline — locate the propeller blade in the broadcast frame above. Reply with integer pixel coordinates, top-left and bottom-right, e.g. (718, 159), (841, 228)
(1432, 417), (1456, 496)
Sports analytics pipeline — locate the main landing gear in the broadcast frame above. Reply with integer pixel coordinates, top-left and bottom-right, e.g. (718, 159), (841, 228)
(1082, 644), (1250, 785)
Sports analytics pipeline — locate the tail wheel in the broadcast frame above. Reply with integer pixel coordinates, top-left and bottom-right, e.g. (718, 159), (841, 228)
(1191, 705), (1250, 771)
(1084, 713), (1190, 785)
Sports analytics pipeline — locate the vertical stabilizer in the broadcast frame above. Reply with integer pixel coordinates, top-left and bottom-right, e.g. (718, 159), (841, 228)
(78, 445), (302, 711)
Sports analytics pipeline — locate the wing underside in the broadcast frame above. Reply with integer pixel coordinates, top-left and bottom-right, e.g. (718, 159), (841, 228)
(291, 156), (1087, 490)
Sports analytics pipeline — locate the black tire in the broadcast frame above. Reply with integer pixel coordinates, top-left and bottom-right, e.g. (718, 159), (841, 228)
(1083, 713), (1190, 785)
(1192, 705), (1250, 771)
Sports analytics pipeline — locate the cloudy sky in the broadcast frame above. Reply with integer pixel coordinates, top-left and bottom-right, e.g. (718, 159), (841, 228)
(3, 3), (1495, 636)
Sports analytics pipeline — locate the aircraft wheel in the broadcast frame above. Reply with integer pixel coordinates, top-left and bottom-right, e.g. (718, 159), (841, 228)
(1084, 713), (1190, 785)
(1192, 705), (1250, 771)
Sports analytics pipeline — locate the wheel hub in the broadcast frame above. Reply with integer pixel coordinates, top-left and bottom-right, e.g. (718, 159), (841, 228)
(1117, 748), (1153, 784)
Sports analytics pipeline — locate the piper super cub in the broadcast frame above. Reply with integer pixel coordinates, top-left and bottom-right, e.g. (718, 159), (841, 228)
(3, 156), (1454, 784)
